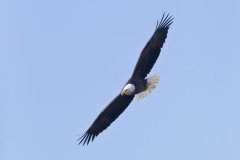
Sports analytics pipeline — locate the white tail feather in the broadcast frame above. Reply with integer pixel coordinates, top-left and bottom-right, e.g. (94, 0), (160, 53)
(136, 73), (160, 100)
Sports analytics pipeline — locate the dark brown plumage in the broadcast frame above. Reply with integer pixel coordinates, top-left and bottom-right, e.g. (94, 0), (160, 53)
(78, 13), (173, 145)
(131, 13), (173, 79)
(78, 94), (134, 145)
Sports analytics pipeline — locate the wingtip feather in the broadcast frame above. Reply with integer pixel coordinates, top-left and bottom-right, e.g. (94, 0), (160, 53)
(77, 131), (97, 146)
(83, 134), (90, 145)
(156, 13), (174, 30)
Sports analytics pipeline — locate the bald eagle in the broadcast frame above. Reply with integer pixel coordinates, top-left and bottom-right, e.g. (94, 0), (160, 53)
(78, 13), (173, 145)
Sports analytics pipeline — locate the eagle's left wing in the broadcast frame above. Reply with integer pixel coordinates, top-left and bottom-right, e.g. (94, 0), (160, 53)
(78, 94), (134, 145)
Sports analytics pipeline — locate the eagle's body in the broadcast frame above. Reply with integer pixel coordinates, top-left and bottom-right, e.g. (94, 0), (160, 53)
(126, 77), (147, 95)
(78, 13), (173, 145)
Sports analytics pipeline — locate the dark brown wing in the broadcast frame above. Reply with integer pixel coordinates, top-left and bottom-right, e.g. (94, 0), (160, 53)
(78, 94), (134, 145)
(131, 13), (173, 79)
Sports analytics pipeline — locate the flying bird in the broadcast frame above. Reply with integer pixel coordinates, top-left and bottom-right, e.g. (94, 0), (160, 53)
(78, 13), (173, 145)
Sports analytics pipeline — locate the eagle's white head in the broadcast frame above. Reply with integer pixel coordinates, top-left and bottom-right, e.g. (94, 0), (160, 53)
(121, 84), (135, 96)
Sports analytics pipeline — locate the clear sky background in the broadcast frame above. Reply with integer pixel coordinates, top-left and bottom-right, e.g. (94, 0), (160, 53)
(1, 0), (240, 160)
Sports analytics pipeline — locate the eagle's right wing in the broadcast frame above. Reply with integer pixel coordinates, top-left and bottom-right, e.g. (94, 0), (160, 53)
(131, 13), (173, 79)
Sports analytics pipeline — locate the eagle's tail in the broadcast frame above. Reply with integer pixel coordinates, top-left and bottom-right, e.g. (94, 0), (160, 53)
(136, 73), (160, 100)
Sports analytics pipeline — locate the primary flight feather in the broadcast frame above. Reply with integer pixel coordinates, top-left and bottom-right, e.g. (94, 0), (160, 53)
(78, 13), (173, 145)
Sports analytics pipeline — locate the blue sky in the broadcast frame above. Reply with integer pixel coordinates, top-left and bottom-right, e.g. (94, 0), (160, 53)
(1, 0), (240, 160)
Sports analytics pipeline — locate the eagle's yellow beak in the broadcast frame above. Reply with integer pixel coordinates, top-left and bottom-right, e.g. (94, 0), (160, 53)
(121, 90), (125, 96)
